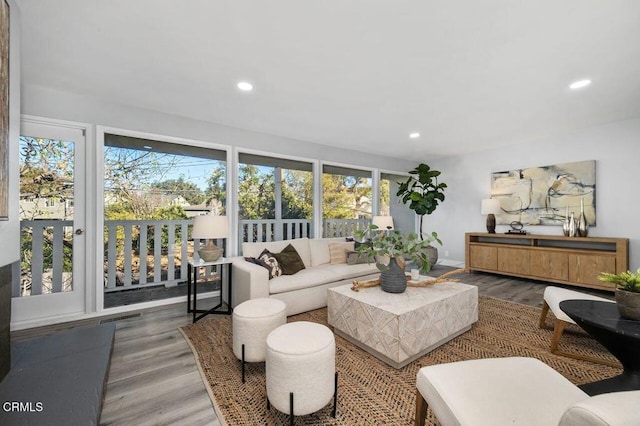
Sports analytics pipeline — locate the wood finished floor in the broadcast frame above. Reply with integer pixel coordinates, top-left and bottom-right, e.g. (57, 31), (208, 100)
(11, 267), (614, 426)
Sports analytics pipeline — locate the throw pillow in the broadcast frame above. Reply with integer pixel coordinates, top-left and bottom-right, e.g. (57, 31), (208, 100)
(346, 251), (374, 265)
(328, 241), (355, 264)
(244, 256), (272, 273)
(257, 249), (282, 279)
(272, 244), (306, 275)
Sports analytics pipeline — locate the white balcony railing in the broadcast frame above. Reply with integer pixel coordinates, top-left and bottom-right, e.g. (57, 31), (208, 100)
(103, 219), (191, 291)
(323, 218), (369, 238)
(238, 219), (312, 246)
(19, 217), (370, 297)
(17, 220), (74, 297)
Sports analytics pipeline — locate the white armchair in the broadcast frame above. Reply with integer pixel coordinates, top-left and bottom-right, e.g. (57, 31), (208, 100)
(415, 357), (640, 426)
(539, 286), (617, 367)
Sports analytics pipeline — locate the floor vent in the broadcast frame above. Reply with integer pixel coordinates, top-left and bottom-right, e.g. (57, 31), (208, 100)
(100, 313), (141, 323)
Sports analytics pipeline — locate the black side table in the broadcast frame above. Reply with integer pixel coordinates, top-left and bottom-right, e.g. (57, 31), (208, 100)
(560, 299), (640, 395)
(187, 258), (233, 323)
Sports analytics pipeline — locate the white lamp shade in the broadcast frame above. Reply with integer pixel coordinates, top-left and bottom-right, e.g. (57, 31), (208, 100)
(481, 199), (502, 215)
(192, 215), (229, 239)
(372, 215), (394, 230)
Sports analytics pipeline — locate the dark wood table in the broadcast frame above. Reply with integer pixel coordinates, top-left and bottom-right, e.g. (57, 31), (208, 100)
(560, 299), (640, 395)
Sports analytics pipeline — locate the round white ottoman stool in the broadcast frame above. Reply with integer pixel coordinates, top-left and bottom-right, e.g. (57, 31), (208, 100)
(232, 298), (286, 383)
(266, 321), (337, 424)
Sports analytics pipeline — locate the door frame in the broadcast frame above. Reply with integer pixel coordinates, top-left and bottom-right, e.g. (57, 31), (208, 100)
(11, 115), (94, 330)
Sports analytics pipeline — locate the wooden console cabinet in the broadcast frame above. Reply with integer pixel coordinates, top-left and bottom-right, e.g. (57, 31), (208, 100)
(465, 233), (629, 292)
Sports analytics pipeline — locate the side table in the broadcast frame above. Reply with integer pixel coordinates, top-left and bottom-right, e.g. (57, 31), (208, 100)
(188, 258), (233, 323)
(560, 299), (640, 395)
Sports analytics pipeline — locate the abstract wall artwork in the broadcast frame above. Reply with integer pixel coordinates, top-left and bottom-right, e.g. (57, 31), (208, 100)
(0, 0), (8, 220)
(490, 160), (596, 226)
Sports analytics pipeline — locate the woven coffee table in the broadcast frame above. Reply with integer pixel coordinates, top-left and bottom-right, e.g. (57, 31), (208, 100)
(327, 280), (478, 368)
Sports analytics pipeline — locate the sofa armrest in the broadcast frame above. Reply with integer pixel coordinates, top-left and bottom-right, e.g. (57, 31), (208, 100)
(231, 257), (270, 308)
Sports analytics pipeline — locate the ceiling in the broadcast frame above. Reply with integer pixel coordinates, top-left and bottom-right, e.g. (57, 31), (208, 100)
(17, 0), (640, 160)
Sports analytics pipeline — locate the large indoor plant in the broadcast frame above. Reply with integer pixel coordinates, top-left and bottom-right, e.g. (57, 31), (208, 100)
(396, 163), (447, 266)
(355, 225), (442, 293)
(598, 269), (640, 320)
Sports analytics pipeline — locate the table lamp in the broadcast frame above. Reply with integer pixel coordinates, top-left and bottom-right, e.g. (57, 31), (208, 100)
(372, 215), (394, 231)
(192, 215), (228, 262)
(481, 199), (501, 234)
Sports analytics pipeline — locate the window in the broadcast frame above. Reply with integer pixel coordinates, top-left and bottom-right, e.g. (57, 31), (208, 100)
(102, 133), (227, 307)
(380, 172), (414, 234)
(322, 165), (372, 237)
(19, 136), (76, 295)
(238, 153), (313, 245)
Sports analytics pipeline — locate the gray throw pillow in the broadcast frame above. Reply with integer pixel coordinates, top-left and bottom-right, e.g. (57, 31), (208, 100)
(346, 251), (373, 265)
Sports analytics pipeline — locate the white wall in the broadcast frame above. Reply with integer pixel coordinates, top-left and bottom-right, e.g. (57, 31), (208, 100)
(21, 84), (415, 173)
(428, 118), (640, 269)
(0, 0), (20, 267)
(22, 77), (640, 270)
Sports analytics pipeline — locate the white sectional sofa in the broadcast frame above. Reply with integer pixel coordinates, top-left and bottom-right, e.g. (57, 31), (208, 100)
(232, 237), (380, 316)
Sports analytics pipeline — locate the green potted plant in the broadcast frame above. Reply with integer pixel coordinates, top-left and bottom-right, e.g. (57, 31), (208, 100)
(354, 225), (442, 293)
(598, 269), (640, 320)
(396, 163), (447, 266)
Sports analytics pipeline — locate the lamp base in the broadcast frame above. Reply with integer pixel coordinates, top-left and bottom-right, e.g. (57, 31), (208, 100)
(198, 242), (223, 262)
(486, 214), (496, 234)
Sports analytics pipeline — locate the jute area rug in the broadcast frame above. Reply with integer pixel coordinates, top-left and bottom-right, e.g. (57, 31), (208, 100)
(180, 296), (621, 425)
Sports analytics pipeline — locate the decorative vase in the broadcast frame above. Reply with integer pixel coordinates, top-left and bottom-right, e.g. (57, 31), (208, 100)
(568, 212), (577, 237)
(380, 257), (407, 293)
(198, 246), (224, 262)
(562, 206), (570, 236)
(577, 198), (589, 237)
(615, 288), (640, 321)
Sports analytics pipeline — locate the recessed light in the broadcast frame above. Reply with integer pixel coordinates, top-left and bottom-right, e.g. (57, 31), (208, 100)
(143, 145), (153, 150)
(237, 81), (253, 92)
(409, 132), (420, 139)
(569, 79), (591, 90)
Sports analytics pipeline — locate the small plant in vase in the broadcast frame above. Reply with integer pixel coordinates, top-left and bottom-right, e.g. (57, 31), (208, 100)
(598, 269), (640, 320)
(354, 225), (442, 293)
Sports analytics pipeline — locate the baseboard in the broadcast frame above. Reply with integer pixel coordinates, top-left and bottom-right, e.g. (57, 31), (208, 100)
(11, 290), (221, 331)
(437, 259), (465, 268)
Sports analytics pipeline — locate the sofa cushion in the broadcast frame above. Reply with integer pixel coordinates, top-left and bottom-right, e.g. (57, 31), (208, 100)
(258, 249), (282, 279)
(323, 263), (379, 280)
(242, 237), (312, 267)
(269, 267), (342, 295)
(329, 242), (355, 264)
(309, 237), (344, 267)
(272, 244), (306, 275)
